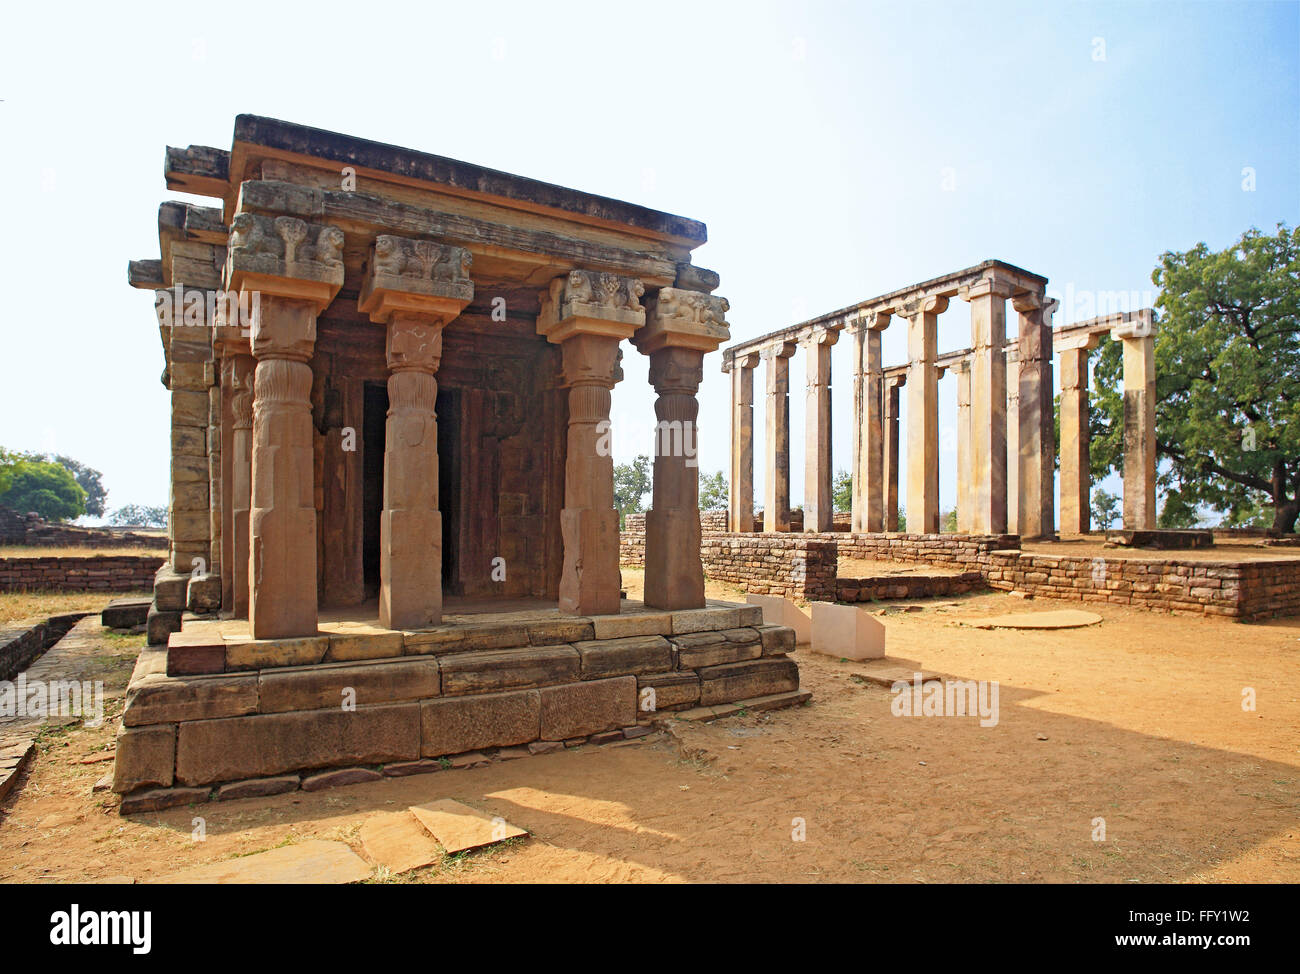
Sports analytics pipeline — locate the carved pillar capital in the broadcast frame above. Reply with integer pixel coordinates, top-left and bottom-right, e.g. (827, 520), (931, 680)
(634, 287), (730, 356)
(226, 212), (345, 312)
(761, 339), (798, 361)
(538, 269), (645, 344)
(359, 235), (474, 325)
(959, 274), (1016, 303)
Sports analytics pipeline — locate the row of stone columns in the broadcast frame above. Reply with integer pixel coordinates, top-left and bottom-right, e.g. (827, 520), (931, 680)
(221, 215), (727, 639)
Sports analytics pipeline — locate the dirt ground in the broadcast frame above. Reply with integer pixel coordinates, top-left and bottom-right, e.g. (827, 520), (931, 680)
(0, 589), (152, 627)
(1, 575), (1297, 884)
(1021, 537), (1300, 563)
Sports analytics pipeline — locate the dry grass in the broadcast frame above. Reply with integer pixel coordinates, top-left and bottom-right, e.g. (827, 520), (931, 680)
(0, 589), (151, 627)
(0, 546), (166, 559)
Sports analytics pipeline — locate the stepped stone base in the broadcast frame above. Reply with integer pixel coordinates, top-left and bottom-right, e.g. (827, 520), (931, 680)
(114, 600), (807, 809)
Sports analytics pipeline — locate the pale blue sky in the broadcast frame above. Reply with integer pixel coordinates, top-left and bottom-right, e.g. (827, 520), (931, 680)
(0, 0), (1295, 521)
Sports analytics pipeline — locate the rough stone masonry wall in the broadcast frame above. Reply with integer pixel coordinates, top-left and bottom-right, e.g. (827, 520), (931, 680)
(0, 556), (163, 593)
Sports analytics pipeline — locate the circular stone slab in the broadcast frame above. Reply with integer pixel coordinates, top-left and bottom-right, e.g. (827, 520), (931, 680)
(959, 610), (1103, 630)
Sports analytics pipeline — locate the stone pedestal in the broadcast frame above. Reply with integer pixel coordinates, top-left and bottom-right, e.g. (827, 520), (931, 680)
(802, 328), (837, 532)
(962, 278), (1012, 535)
(539, 270), (646, 616)
(726, 352), (759, 532)
(1058, 344), (1092, 535)
(359, 236), (474, 629)
(634, 287), (730, 611)
(762, 341), (796, 533)
(903, 297), (944, 534)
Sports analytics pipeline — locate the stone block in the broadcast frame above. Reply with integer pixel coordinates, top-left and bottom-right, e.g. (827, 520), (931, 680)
(755, 624), (796, 656)
(112, 724), (176, 793)
(538, 676), (636, 740)
(102, 598), (152, 629)
(638, 671), (701, 712)
(810, 602), (885, 661)
(124, 674), (259, 726)
(403, 622), (529, 656)
(174, 704), (421, 785)
(216, 776), (301, 801)
(590, 612), (672, 640)
(148, 607), (184, 647)
(698, 658), (799, 706)
(439, 645), (579, 695)
(225, 634), (329, 671)
(526, 619), (595, 645)
(746, 594), (811, 644)
(322, 629), (405, 662)
(258, 659), (439, 714)
(165, 630), (223, 675)
(674, 628), (761, 669)
(670, 606), (744, 634)
(119, 786), (210, 815)
(420, 690), (541, 757)
(572, 635), (672, 679)
(301, 767), (383, 791)
(187, 574), (222, 613)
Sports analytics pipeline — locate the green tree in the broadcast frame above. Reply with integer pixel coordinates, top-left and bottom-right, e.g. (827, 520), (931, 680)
(832, 469), (852, 512)
(698, 470), (728, 511)
(52, 455), (107, 517)
(1090, 488), (1121, 530)
(942, 508), (958, 532)
(1089, 224), (1300, 533)
(896, 507), (907, 532)
(109, 504), (168, 528)
(613, 455), (652, 528)
(0, 458), (86, 521)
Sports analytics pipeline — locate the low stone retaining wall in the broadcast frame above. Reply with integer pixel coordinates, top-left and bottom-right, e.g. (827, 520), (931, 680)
(0, 555), (163, 593)
(113, 603), (808, 812)
(836, 571), (985, 602)
(0, 612), (92, 682)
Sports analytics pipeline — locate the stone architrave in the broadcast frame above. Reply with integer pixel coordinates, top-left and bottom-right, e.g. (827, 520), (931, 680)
(1015, 294), (1058, 539)
(1057, 339), (1094, 535)
(762, 341), (797, 533)
(955, 358), (972, 533)
(1115, 311), (1158, 530)
(884, 374), (905, 531)
(227, 213), (345, 639)
(633, 287), (731, 610)
(726, 351), (760, 532)
(802, 327), (838, 532)
(961, 276), (1014, 534)
(359, 236), (474, 629)
(539, 270), (646, 616)
(902, 296), (945, 534)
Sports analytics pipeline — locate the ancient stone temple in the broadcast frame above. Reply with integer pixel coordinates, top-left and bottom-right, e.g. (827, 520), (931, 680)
(115, 116), (804, 807)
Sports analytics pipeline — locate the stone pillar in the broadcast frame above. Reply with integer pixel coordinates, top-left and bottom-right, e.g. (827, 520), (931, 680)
(1015, 295), (1058, 539)
(802, 327), (837, 532)
(162, 287), (215, 576)
(884, 375), (905, 531)
(1117, 312), (1158, 530)
(229, 355), (254, 619)
(962, 276), (1014, 534)
(851, 317), (887, 534)
(227, 213), (344, 639)
(1005, 347), (1020, 535)
(634, 287), (730, 610)
(902, 296), (945, 534)
(359, 236), (473, 629)
(762, 341), (796, 532)
(955, 359), (972, 533)
(726, 352), (759, 532)
(539, 270), (646, 616)
(1058, 342), (1092, 535)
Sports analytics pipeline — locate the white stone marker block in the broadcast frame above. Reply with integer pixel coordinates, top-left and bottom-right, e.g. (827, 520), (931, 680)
(809, 601), (885, 661)
(746, 593), (812, 645)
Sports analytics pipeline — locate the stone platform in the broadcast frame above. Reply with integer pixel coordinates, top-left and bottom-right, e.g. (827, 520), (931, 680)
(113, 599), (805, 811)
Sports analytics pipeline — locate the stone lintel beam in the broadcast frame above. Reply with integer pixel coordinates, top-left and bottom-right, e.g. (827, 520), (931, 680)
(360, 236), (474, 629)
(801, 327), (838, 533)
(636, 289), (730, 608)
(761, 340), (797, 533)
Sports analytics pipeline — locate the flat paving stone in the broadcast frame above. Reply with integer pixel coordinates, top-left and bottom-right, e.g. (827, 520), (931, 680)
(156, 839), (373, 884)
(359, 811), (444, 874)
(409, 799), (528, 854)
(959, 610), (1103, 630)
